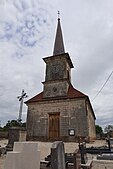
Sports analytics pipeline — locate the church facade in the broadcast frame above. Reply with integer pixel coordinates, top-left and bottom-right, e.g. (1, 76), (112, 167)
(25, 16), (96, 142)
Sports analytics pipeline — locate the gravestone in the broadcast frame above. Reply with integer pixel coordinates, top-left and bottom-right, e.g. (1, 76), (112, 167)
(79, 142), (87, 164)
(109, 138), (113, 149)
(51, 141), (65, 169)
(73, 149), (81, 169)
(79, 143), (92, 169)
(4, 142), (40, 169)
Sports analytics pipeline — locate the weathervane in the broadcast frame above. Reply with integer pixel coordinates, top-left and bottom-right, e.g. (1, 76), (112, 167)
(17, 89), (28, 122)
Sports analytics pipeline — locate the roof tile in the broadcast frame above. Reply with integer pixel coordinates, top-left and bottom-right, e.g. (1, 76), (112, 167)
(25, 84), (87, 104)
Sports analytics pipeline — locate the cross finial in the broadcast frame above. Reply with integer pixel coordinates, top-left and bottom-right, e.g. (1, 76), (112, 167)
(58, 11), (60, 19)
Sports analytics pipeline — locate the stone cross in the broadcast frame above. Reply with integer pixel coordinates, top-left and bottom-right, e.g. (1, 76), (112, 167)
(17, 89), (28, 122)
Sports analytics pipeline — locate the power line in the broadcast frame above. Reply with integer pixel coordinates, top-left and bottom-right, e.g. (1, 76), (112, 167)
(91, 71), (113, 102)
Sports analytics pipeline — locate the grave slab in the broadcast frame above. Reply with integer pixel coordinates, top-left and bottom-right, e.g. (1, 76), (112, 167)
(4, 142), (40, 169)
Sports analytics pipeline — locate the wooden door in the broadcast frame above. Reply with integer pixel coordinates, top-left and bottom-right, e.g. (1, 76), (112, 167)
(49, 113), (60, 139)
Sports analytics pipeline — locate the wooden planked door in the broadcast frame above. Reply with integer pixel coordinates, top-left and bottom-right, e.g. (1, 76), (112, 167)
(49, 113), (60, 139)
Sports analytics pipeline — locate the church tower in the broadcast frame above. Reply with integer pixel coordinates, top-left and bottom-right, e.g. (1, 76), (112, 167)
(25, 13), (96, 142)
(43, 15), (73, 98)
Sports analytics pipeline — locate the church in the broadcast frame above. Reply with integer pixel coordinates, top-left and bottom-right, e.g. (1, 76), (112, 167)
(25, 15), (96, 142)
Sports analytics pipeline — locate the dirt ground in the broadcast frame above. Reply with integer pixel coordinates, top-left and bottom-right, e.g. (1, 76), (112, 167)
(0, 139), (107, 169)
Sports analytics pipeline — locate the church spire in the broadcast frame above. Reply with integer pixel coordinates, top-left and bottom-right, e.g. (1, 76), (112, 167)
(53, 11), (65, 55)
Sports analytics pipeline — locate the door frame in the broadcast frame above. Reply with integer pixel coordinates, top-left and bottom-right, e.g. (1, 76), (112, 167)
(48, 112), (60, 140)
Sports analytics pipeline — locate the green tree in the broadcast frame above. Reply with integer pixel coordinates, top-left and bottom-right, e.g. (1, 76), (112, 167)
(0, 126), (3, 131)
(96, 125), (103, 134)
(104, 125), (113, 133)
(21, 122), (26, 127)
(3, 120), (26, 131)
(3, 120), (24, 131)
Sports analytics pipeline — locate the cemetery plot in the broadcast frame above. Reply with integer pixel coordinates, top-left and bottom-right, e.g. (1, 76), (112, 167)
(45, 141), (93, 169)
(4, 142), (40, 169)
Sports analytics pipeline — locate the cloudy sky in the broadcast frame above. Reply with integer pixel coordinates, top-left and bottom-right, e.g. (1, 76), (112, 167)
(0, 0), (113, 129)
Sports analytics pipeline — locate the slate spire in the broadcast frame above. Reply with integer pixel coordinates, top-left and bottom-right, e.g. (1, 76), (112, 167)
(53, 12), (65, 55)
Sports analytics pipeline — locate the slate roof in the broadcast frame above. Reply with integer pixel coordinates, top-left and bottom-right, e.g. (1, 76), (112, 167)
(53, 17), (65, 55)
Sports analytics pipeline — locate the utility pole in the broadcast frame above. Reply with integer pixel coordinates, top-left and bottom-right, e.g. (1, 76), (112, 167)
(17, 89), (28, 122)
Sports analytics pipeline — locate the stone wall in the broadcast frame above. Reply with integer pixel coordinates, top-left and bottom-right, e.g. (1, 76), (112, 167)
(86, 103), (96, 140)
(44, 54), (71, 82)
(26, 98), (92, 141)
(0, 131), (8, 139)
(43, 80), (69, 98)
(43, 54), (72, 99)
